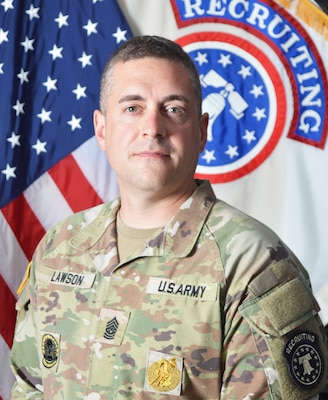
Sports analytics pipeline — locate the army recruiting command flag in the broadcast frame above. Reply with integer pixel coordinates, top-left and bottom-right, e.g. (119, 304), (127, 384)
(117, 0), (328, 347)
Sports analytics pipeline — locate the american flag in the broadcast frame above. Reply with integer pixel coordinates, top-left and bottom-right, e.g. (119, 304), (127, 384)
(0, 1), (132, 398)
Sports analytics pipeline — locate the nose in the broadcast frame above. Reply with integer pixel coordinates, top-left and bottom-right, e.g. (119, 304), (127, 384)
(141, 109), (166, 138)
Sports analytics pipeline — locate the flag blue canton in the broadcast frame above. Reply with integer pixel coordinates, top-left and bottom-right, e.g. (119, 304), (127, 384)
(0, 0), (132, 208)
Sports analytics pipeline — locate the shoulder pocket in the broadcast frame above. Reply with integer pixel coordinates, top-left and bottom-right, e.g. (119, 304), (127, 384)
(239, 262), (319, 336)
(239, 261), (327, 399)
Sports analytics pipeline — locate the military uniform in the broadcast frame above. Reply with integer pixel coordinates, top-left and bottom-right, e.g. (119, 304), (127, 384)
(11, 180), (327, 399)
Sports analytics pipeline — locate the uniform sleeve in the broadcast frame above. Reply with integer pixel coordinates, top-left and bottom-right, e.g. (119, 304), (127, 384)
(10, 265), (44, 399)
(221, 258), (327, 399)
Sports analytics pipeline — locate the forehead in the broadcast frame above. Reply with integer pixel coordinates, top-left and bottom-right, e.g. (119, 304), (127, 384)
(110, 57), (192, 89)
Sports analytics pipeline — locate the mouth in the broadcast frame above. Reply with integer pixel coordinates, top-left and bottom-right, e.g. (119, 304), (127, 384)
(135, 150), (170, 158)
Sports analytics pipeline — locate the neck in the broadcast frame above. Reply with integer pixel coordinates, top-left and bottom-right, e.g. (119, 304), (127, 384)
(118, 181), (197, 229)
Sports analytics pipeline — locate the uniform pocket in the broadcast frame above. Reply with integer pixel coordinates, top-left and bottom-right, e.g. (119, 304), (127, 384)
(239, 261), (327, 399)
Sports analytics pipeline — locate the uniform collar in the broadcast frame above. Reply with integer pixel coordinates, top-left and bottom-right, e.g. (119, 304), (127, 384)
(71, 180), (216, 259)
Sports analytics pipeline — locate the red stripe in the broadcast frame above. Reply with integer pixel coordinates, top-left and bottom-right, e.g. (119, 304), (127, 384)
(0, 275), (17, 348)
(48, 154), (103, 212)
(1, 194), (46, 260)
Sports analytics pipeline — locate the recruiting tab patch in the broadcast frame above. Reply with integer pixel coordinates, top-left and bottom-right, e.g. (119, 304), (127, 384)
(283, 330), (324, 390)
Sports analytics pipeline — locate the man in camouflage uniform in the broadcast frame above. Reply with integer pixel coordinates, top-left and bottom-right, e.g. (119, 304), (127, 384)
(11, 36), (327, 399)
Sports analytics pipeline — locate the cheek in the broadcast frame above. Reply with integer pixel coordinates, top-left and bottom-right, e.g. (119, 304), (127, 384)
(105, 132), (128, 162)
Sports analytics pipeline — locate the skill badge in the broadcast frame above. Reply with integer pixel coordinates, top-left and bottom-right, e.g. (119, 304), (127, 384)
(145, 350), (183, 395)
(41, 333), (59, 369)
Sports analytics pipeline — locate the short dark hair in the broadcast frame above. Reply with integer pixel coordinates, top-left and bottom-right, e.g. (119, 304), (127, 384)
(99, 35), (202, 115)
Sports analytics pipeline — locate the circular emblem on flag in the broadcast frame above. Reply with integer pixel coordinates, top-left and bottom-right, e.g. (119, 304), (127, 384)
(42, 333), (59, 369)
(283, 330), (324, 390)
(177, 32), (289, 183)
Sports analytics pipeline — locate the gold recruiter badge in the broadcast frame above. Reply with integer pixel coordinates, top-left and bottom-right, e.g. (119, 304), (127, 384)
(147, 356), (181, 392)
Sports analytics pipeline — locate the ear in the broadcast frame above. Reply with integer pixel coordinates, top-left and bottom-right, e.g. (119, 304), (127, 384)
(94, 109), (106, 151)
(199, 112), (208, 153)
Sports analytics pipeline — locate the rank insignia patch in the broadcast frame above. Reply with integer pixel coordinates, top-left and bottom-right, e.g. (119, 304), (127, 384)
(283, 330), (324, 390)
(145, 350), (183, 395)
(104, 317), (119, 340)
(41, 333), (59, 369)
(96, 308), (129, 346)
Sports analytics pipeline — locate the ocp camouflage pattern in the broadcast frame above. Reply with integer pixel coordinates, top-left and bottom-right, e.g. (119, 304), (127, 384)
(10, 180), (327, 399)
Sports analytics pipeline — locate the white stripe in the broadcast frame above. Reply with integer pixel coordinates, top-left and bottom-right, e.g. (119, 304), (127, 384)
(73, 136), (119, 203)
(316, 282), (328, 325)
(0, 336), (15, 400)
(24, 172), (73, 231)
(0, 212), (29, 295)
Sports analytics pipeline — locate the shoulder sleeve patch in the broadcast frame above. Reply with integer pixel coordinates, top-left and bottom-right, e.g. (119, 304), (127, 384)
(283, 330), (324, 390)
(239, 261), (328, 398)
(16, 261), (32, 296)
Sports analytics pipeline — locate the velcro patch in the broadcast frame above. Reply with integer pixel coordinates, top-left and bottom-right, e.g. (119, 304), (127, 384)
(283, 330), (324, 390)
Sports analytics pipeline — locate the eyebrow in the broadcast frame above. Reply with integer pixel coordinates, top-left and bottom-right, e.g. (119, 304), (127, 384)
(118, 94), (190, 104)
(118, 94), (144, 103)
(164, 94), (190, 105)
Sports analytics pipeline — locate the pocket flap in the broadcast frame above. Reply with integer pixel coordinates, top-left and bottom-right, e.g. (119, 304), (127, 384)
(239, 263), (320, 337)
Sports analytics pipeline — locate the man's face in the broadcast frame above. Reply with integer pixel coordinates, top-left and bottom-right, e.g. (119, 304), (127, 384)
(94, 57), (208, 197)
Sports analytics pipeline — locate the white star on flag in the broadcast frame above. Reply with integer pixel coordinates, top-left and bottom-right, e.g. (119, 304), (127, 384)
(7, 132), (21, 148)
(37, 108), (52, 124)
(252, 107), (266, 122)
(0, 28), (9, 44)
(25, 4), (40, 20)
(242, 130), (257, 144)
(17, 68), (29, 84)
(67, 115), (82, 131)
(225, 144), (239, 159)
(250, 84), (264, 99)
(48, 44), (63, 60)
(78, 51), (92, 68)
(1, 0), (14, 12)
(55, 12), (69, 28)
(73, 84), (87, 100)
(218, 53), (232, 67)
(43, 76), (58, 92)
(83, 19), (98, 36)
(194, 51), (208, 66)
(238, 65), (252, 79)
(1, 164), (16, 180)
(12, 100), (25, 116)
(32, 139), (47, 155)
(113, 26), (127, 43)
(202, 149), (216, 164)
(20, 36), (34, 52)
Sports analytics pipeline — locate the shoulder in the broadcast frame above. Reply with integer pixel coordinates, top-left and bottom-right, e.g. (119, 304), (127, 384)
(206, 197), (311, 289)
(34, 198), (120, 260)
(207, 197), (283, 253)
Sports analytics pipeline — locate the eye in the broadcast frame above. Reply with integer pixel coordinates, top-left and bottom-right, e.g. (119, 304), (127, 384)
(166, 105), (184, 114)
(124, 105), (139, 113)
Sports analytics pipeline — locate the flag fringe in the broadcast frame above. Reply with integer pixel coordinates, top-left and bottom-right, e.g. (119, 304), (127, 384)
(275, 0), (328, 40)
